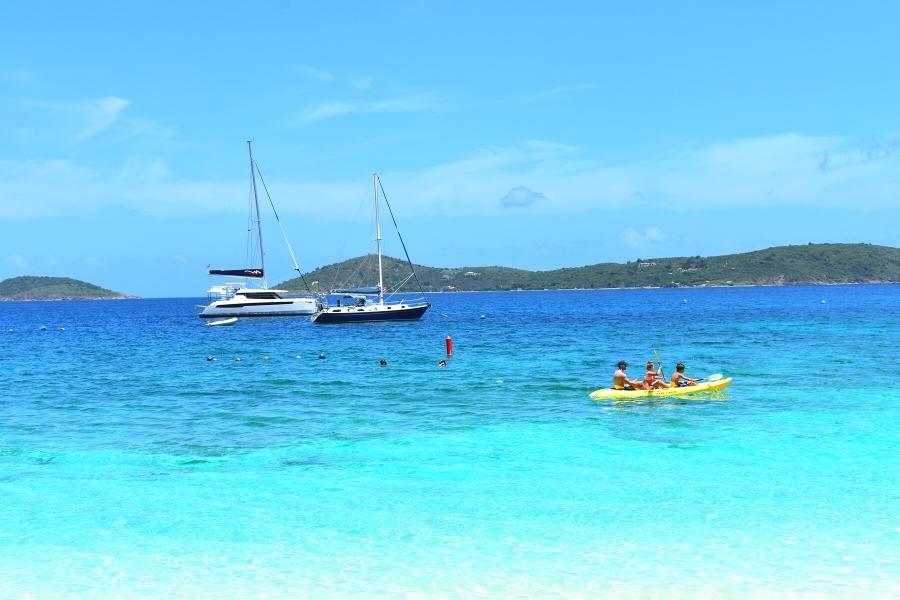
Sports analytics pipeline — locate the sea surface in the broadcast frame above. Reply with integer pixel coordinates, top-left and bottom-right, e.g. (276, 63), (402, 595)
(1, 285), (898, 599)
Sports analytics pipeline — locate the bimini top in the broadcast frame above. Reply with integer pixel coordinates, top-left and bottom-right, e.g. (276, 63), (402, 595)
(206, 285), (289, 299)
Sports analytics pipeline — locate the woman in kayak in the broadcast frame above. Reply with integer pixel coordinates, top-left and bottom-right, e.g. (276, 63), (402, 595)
(613, 361), (642, 390)
(669, 362), (698, 387)
(643, 360), (669, 389)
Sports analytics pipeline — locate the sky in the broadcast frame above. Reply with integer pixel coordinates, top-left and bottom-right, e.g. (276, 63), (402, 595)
(1, 1), (899, 297)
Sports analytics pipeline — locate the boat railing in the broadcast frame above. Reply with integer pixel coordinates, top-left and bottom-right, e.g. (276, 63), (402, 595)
(206, 283), (244, 301)
(384, 296), (430, 307)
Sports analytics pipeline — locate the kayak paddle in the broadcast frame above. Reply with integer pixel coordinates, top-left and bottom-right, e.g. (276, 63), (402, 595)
(699, 373), (724, 382)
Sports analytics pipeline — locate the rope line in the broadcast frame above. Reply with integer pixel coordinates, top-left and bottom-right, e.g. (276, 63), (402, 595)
(376, 175), (426, 295)
(254, 161), (311, 293)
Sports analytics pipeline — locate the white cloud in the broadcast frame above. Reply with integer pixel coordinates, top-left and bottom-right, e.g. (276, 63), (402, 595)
(528, 83), (599, 101)
(22, 96), (133, 143)
(5, 254), (27, 269)
(500, 186), (546, 208)
(301, 101), (355, 121)
(298, 93), (437, 122)
(382, 133), (900, 216)
(297, 66), (335, 82)
(74, 96), (130, 141)
(0, 157), (244, 219)
(2, 133), (899, 222)
(621, 227), (665, 248)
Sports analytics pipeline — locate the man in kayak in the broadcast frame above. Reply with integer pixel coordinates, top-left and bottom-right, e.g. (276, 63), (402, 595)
(669, 362), (698, 387)
(613, 361), (642, 390)
(643, 360), (669, 389)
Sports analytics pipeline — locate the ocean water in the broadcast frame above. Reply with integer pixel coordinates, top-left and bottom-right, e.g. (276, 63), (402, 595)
(1, 285), (898, 599)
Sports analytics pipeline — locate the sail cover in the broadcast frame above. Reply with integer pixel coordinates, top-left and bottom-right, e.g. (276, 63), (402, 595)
(209, 268), (264, 278)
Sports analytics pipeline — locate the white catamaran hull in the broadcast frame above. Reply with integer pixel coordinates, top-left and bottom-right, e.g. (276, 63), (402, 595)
(200, 297), (317, 318)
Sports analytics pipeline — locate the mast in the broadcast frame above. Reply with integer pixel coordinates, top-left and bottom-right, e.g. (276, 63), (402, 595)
(374, 172), (384, 305)
(247, 140), (267, 289)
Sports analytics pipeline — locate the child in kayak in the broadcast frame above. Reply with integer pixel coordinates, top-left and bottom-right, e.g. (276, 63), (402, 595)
(669, 362), (698, 387)
(613, 361), (642, 390)
(643, 360), (669, 389)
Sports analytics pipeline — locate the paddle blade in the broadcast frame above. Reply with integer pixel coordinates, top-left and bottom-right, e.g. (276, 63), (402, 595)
(704, 373), (723, 382)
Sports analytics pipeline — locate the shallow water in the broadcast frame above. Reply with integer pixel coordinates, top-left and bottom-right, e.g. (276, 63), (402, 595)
(1, 286), (898, 598)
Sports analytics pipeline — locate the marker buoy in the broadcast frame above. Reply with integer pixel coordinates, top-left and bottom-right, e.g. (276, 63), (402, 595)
(445, 336), (453, 357)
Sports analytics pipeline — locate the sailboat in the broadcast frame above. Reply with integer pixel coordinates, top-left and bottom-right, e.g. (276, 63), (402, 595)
(199, 141), (317, 319)
(311, 173), (430, 323)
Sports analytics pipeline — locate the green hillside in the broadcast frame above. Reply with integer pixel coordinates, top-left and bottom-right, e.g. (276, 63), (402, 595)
(279, 244), (900, 292)
(0, 276), (130, 300)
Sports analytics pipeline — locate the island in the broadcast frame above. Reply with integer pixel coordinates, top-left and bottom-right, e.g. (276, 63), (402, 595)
(0, 276), (134, 300)
(279, 243), (900, 292)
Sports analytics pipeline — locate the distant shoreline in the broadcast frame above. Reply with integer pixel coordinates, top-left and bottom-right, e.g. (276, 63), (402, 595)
(421, 280), (900, 293)
(7, 280), (895, 301)
(282, 243), (900, 294)
(0, 296), (138, 302)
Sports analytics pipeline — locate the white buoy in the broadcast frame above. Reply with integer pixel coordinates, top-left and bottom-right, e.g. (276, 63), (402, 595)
(263, 355), (270, 360)
(234, 357), (242, 362)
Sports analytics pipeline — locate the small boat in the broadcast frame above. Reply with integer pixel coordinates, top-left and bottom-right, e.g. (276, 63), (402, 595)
(206, 317), (238, 327)
(311, 173), (430, 324)
(590, 377), (733, 399)
(199, 141), (317, 319)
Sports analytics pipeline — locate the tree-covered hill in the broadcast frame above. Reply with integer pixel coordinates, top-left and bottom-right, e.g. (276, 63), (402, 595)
(0, 276), (131, 300)
(279, 243), (900, 292)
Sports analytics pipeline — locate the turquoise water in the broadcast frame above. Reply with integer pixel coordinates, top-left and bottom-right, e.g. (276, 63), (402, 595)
(1, 286), (898, 598)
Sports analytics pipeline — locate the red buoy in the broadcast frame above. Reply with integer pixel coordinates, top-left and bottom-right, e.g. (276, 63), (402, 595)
(445, 335), (453, 357)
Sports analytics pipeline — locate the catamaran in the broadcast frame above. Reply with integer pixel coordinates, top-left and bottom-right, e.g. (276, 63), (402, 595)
(311, 173), (430, 323)
(199, 141), (317, 319)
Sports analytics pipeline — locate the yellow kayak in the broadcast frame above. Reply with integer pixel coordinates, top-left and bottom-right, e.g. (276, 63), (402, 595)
(590, 377), (732, 400)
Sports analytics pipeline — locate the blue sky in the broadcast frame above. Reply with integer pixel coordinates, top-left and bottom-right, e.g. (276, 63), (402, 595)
(1, 1), (899, 297)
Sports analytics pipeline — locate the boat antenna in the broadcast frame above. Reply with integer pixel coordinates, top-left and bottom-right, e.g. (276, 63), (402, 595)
(374, 172), (384, 305)
(247, 140), (267, 289)
(376, 174), (426, 294)
(254, 163), (313, 293)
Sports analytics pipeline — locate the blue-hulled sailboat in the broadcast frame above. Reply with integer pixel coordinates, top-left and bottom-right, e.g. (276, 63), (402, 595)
(311, 173), (430, 324)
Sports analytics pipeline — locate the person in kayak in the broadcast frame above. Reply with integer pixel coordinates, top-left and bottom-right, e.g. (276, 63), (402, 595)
(669, 362), (698, 387)
(613, 361), (642, 390)
(643, 360), (669, 389)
